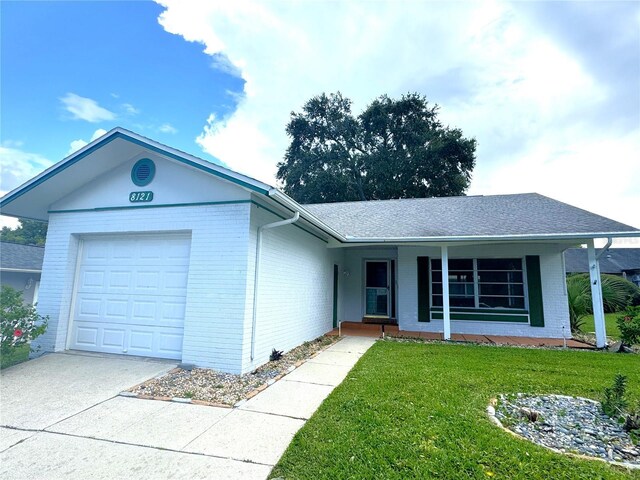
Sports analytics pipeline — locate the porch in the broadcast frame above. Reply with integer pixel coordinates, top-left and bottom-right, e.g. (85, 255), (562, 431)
(332, 240), (610, 347)
(327, 321), (594, 349)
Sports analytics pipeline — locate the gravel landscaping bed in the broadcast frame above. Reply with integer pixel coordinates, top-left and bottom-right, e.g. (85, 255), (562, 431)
(128, 335), (339, 406)
(491, 393), (640, 467)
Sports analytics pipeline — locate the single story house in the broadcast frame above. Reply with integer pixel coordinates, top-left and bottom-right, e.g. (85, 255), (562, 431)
(0, 241), (44, 304)
(1, 128), (638, 373)
(564, 248), (640, 287)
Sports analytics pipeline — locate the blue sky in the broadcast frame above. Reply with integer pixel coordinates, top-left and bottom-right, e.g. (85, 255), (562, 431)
(1, 0), (242, 165)
(1, 1), (639, 238)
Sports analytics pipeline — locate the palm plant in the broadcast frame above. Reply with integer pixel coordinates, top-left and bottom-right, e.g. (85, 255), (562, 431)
(566, 273), (636, 334)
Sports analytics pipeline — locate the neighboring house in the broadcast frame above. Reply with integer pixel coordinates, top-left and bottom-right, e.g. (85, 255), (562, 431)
(564, 248), (640, 287)
(1, 128), (638, 373)
(0, 241), (44, 304)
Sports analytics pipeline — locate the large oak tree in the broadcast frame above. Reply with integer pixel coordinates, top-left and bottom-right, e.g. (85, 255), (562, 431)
(277, 92), (477, 203)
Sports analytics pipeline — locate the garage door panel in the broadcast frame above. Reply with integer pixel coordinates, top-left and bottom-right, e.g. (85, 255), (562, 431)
(109, 271), (132, 289)
(77, 297), (103, 319)
(75, 326), (99, 347)
(70, 234), (190, 360)
(103, 329), (126, 348)
(129, 330), (154, 352)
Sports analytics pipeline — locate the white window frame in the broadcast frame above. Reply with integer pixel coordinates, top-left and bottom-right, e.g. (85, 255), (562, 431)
(429, 256), (529, 312)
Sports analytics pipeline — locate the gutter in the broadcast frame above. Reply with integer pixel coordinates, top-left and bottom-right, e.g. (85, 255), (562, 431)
(339, 231), (640, 243)
(250, 211), (300, 361)
(0, 268), (42, 273)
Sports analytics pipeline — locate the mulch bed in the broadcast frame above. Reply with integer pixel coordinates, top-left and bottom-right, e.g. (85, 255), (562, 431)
(128, 335), (339, 406)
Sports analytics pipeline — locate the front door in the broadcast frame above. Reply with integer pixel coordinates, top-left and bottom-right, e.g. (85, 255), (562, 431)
(365, 260), (390, 317)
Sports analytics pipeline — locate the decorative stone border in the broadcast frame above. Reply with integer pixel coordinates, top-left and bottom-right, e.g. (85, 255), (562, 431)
(118, 338), (339, 408)
(487, 397), (640, 470)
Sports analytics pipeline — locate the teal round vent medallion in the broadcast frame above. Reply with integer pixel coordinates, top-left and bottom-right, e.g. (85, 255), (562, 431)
(131, 158), (155, 186)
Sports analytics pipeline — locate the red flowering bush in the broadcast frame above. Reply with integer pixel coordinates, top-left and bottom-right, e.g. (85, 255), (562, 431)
(1, 286), (48, 356)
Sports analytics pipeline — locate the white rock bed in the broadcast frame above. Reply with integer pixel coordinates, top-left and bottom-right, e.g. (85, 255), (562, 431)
(489, 393), (639, 468)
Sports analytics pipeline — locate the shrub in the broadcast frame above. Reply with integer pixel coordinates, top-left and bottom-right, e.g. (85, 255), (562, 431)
(601, 373), (628, 418)
(617, 306), (640, 346)
(270, 348), (283, 362)
(566, 273), (637, 333)
(0, 285), (48, 356)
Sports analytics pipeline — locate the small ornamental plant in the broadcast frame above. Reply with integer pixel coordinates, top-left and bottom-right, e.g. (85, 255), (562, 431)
(617, 306), (640, 347)
(1, 285), (48, 356)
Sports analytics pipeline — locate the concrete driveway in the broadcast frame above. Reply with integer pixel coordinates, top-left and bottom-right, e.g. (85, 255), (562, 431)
(1, 336), (375, 479)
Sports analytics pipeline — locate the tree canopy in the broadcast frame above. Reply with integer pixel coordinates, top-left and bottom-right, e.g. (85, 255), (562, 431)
(0, 219), (48, 246)
(276, 92), (477, 204)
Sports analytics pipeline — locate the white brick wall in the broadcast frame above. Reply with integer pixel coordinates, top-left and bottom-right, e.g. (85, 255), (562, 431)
(396, 243), (571, 338)
(33, 203), (253, 373)
(241, 204), (340, 372)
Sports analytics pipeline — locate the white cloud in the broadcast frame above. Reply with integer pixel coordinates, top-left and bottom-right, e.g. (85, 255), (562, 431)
(122, 103), (140, 115)
(159, 123), (178, 134)
(155, 0), (639, 228)
(0, 146), (52, 196)
(67, 129), (108, 155)
(0, 147), (53, 229)
(60, 93), (116, 123)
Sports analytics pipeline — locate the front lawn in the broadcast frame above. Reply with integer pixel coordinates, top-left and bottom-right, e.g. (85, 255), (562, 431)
(0, 344), (30, 369)
(580, 312), (622, 340)
(271, 341), (640, 479)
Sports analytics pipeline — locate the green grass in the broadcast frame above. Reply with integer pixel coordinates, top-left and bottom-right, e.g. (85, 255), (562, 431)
(580, 312), (622, 340)
(0, 344), (30, 369)
(271, 341), (640, 480)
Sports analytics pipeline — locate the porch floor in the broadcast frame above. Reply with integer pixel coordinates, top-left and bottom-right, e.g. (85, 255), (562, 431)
(327, 321), (594, 350)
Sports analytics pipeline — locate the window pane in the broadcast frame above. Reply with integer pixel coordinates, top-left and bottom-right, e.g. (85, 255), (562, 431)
(449, 282), (475, 296)
(479, 296), (525, 309)
(432, 295), (443, 307)
(479, 283), (524, 296)
(477, 271), (523, 283)
(432, 283), (442, 295)
(451, 296), (475, 307)
(449, 259), (473, 270)
(431, 259), (442, 270)
(477, 258), (522, 270)
(366, 262), (387, 288)
(432, 271), (442, 283)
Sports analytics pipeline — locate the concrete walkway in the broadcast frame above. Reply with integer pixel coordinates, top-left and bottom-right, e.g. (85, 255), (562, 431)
(0, 336), (375, 479)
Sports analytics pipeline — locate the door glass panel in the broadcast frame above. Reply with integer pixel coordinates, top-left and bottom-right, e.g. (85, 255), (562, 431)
(366, 262), (388, 288)
(365, 262), (389, 316)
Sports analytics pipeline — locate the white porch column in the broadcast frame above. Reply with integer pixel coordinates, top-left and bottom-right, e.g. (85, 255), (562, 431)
(587, 239), (607, 348)
(441, 245), (451, 340)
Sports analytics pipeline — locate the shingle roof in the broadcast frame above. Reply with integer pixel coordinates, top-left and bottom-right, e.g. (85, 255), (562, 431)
(0, 242), (45, 271)
(564, 248), (640, 274)
(303, 193), (639, 239)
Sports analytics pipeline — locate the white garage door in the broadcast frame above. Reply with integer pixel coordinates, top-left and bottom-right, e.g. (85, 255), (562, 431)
(69, 234), (191, 359)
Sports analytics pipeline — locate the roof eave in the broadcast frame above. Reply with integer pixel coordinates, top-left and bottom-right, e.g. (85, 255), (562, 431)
(0, 127), (273, 213)
(267, 189), (348, 242)
(341, 231), (640, 243)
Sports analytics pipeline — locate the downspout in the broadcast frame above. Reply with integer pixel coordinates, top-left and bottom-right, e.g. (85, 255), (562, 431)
(250, 211), (300, 361)
(596, 237), (613, 261)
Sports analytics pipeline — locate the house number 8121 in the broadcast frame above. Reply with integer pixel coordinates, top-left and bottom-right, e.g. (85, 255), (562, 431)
(129, 191), (154, 202)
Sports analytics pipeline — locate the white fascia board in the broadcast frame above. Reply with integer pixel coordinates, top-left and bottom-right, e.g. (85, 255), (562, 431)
(0, 268), (42, 273)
